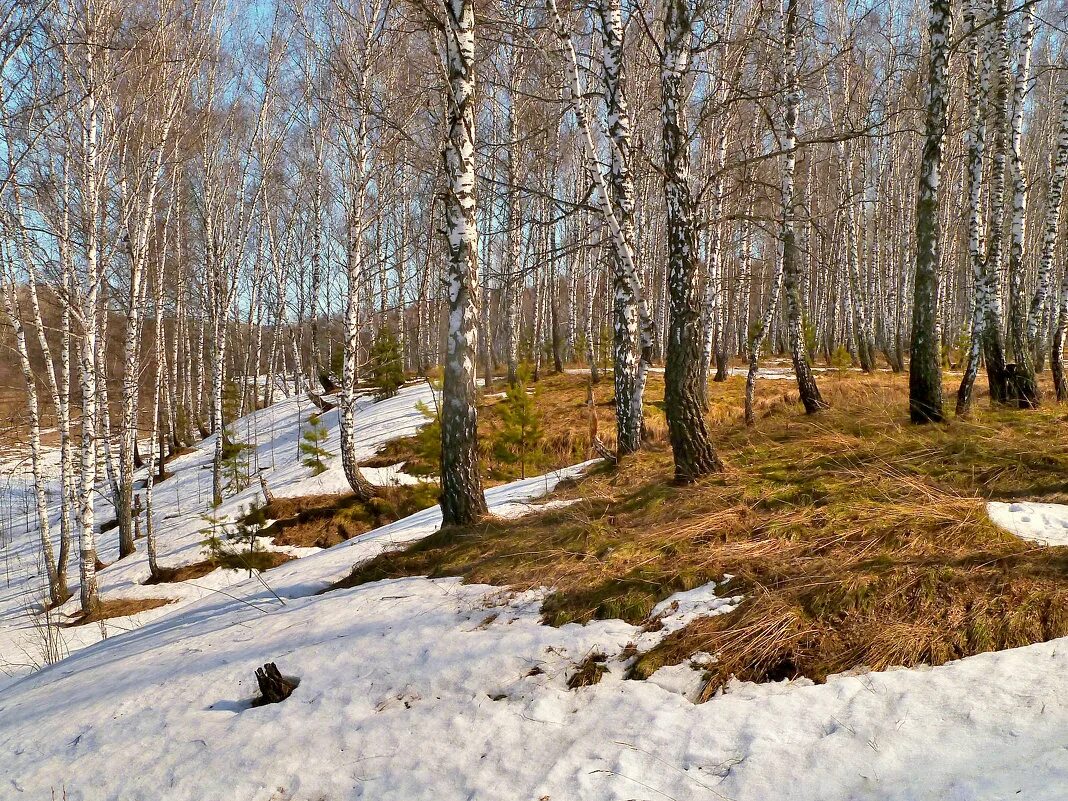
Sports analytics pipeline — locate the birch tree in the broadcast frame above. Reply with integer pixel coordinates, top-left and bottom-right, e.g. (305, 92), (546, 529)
(69, 0), (116, 613)
(1005, 7), (1037, 406)
(778, 0), (825, 414)
(595, 0), (650, 454)
(1028, 91), (1068, 367)
(439, 0), (488, 525)
(980, 2), (1011, 404)
(956, 0), (992, 416)
(548, 0), (653, 456)
(659, 0), (723, 480)
(113, 7), (200, 559)
(315, 0), (385, 500)
(909, 0), (951, 423)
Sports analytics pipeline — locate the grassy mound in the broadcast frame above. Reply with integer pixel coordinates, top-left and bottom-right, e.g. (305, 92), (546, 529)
(143, 559), (217, 584)
(65, 597), (173, 626)
(334, 369), (1068, 694)
(259, 482), (440, 548)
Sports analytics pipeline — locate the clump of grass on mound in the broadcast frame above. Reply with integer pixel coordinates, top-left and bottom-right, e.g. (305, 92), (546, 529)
(261, 482), (440, 548)
(209, 549), (294, 573)
(143, 559), (217, 584)
(332, 371), (1068, 694)
(65, 597), (173, 626)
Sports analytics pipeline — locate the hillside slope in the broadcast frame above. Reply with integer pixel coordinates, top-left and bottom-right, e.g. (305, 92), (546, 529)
(1, 374), (1067, 800)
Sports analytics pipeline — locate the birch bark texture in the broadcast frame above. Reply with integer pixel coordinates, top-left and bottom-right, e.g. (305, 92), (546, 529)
(659, 0), (723, 481)
(909, 0), (951, 423)
(439, 0), (488, 526)
(596, 0), (648, 455)
(1005, 8), (1038, 407)
(981, 1), (1011, 404)
(956, 0), (992, 416)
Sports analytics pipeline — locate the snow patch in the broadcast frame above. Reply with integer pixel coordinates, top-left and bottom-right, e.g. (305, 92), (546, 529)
(647, 577), (743, 635)
(987, 500), (1068, 546)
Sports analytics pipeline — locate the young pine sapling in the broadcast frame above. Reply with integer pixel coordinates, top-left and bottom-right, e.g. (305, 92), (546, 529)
(493, 372), (544, 479)
(299, 412), (332, 475)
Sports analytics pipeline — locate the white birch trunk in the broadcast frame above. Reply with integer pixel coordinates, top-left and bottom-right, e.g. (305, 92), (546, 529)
(550, 0), (651, 453)
(439, 0), (488, 525)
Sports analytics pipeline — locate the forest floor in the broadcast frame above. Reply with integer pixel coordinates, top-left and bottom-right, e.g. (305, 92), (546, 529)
(1, 364), (1067, 800)
(344, 367), (1068, 696)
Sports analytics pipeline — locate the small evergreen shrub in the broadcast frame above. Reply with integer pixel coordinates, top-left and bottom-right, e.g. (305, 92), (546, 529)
(493, 369), (544, 479)
(408, 399), (442, 476)
(220, 425), (252, 497)
(369, 326), (405, 400)
(203, 500), (275, 576)
(299, 412), (332, 475)
(830, 345), (853, 372)
(199, 501), (230, 565)
(803, 319), (818, 362)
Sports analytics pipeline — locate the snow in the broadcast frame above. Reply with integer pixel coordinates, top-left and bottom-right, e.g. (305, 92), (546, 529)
(2, 571), (1068, 799)
(3, 388), (1068, 799)
(647, 576), (743, 635)
(988, 501), (1068, 546)
(0, 385), (439, 681)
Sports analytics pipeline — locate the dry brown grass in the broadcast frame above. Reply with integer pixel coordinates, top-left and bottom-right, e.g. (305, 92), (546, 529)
(65, 597), (173, 626)
(363, 370), (672, 484)
(225, 550), (296, 571)
(332, 367), (1068, 694)
(259, 483), (439, 548)
(567, 652), (609, 689)
(143, 559), (218, 584)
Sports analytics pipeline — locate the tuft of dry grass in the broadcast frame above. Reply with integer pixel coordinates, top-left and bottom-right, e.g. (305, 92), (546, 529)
(143, 559), (217, 584)
(210, 548), (295, 573)
(64, 597), (173, 626)
(332, 367), (1068, 694)
(567, 652), (609, 689)
(259, 483), (440, 548)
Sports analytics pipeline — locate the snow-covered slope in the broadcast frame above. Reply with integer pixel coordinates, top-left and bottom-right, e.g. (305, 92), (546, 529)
(0, 385), (438, 681)
(2, 550), (1067, 800)
(3, 388), (1068, 800)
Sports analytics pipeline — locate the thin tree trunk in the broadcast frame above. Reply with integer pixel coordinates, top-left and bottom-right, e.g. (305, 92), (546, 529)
(551, 0), (651, 456)
(982, 1), (1011, 404)
(1005, 7), (1038, 407)
(0, 272), (66, 605)
(779, 0), (825, 414)
(956, 0), (991, 416)
(1028, 91), (1068, 360)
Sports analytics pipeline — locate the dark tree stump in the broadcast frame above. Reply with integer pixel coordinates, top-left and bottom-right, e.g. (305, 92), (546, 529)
(308, 392), (337, 412)
(318, 371), (341, 394)
(254, 662), (297, 706)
